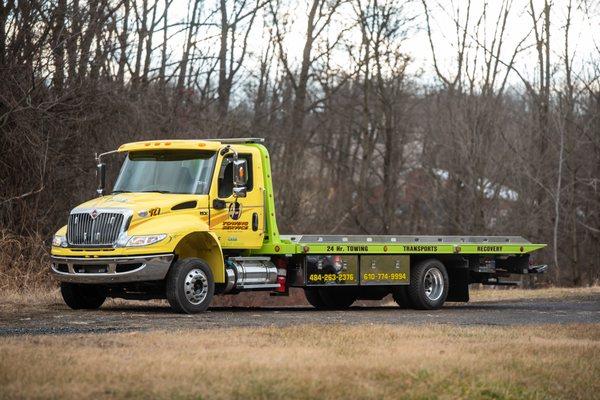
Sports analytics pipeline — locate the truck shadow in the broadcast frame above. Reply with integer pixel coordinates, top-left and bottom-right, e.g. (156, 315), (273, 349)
(99, 303), (520, 314)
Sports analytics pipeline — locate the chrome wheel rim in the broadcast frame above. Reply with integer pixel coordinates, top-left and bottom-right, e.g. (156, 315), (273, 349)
(184, 269), (208, 305)
(423, 268), (444, 301)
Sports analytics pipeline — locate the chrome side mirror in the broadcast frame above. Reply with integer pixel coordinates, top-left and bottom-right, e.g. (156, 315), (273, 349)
(232, 159), (247, 198)
(96, 162), (106, 196)
(233, 186), (247, 198)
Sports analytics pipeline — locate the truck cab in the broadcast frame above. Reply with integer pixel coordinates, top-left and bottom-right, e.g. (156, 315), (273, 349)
(51, 138), (547, 313)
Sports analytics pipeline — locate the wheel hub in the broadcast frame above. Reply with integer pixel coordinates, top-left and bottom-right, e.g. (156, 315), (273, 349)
(184, 269), (208, 305)
(423, 268), (444, 301)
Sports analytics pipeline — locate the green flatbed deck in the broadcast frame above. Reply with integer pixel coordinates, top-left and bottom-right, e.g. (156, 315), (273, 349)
(254, 235), (545, 256)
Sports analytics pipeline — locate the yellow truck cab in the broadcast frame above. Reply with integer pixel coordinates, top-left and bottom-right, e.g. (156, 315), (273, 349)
(51, 138), (547, 313)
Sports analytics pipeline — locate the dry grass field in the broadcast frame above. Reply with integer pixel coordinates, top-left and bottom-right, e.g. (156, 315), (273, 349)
(468, 285), (600, 301)
(1, 323), (599, 399)
(1, 287), (599, 399)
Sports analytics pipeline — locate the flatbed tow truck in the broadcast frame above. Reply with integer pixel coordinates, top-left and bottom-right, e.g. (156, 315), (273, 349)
(50, 138), (547, 313)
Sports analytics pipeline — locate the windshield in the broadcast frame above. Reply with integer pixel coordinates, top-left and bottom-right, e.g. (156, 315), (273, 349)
(113, 151), (216, 194)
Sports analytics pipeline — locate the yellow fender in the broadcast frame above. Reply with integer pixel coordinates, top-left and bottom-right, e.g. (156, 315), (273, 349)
(127, 212), (225, 283)
(172, 231), (225, 283)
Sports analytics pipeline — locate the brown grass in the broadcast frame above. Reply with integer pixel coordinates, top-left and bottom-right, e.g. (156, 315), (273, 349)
(0, 324), (599, 399)
(469, 285), (600, 302)
(0, 230), (51, 292)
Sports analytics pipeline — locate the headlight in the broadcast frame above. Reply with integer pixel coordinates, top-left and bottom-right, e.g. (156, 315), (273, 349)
(52, 235), (67, 247)
(125, 234), (167, 247)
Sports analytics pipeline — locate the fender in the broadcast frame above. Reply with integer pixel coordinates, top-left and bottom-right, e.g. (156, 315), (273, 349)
(171, 231), (225, 283)
(128, 212), (225, 283)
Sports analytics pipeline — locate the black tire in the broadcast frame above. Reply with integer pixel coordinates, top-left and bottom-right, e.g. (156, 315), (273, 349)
(407, 259), (449, 310)
(391, 286), (413, 309)
(304, 288), (327, 309)
(60, 282), (106, 310)
(318, 287), (356, 310)
(166, 258), (214, 314)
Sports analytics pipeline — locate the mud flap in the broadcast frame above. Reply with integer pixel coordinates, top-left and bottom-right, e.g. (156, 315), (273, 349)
(447, 267), (469, 302)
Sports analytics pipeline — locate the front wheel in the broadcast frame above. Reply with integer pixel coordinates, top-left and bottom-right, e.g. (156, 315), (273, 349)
(407, 259), (449, 310)
(60, 283), (106, 310)
(166, 258), (214, 314)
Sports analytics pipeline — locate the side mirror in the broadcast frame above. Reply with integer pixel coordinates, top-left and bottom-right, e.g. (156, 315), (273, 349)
(233, 186), (247, 198)
(232, 159), (247, 198)
(96, 162), (106, 196)
(233, 159), (248, 186)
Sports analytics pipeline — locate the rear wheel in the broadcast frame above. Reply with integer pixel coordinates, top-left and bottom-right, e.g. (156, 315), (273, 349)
(304, 287), (356, 310)
(166, 258), (214, 314)
(318, 287), (356, 309)
(407, 259), (449, 310)
(60, 283), (106, 310)
(304, 288), (326, 309)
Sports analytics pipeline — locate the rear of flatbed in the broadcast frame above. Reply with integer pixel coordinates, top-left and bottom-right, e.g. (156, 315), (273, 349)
(250, 234), (546, 310)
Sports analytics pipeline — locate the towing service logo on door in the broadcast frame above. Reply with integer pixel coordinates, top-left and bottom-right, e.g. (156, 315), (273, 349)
(228, 202), (242, 220)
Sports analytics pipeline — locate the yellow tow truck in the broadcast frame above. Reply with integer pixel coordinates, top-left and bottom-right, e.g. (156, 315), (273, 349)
(50, 138), (547, 313)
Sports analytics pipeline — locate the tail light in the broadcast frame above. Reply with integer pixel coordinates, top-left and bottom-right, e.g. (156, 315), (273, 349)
(275, 258), (287, 293)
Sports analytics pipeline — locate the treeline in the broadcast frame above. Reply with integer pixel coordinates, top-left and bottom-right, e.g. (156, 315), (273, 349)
(0, 0), (599, 287)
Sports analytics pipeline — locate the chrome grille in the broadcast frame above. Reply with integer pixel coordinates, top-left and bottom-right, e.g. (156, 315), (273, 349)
(67, 211), (125, 246)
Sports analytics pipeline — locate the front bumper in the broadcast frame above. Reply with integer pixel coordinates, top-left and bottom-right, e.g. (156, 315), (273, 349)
(51, 254), (174, 284)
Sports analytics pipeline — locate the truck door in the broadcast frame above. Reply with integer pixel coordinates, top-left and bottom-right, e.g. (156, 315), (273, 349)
(209, 148), (264, 249)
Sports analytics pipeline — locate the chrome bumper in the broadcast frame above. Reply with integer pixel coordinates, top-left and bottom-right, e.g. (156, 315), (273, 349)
(51, 254), (174, 284)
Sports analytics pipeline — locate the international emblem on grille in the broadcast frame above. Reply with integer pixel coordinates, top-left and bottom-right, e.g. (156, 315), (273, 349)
(90, 209), (99, 219)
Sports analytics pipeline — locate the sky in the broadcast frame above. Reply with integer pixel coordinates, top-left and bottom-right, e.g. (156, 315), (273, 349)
(163, 0), (600, 91)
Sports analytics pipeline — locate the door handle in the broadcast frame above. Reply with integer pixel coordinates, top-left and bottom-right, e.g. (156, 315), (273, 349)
(252, 212), (259, 231)
(212, 199), (227, 210)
